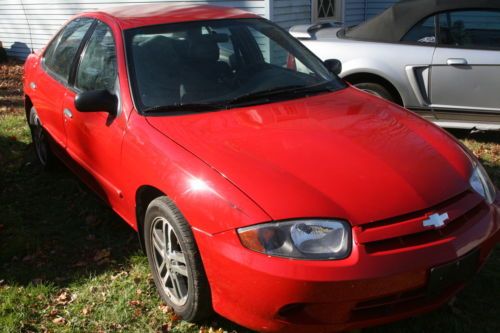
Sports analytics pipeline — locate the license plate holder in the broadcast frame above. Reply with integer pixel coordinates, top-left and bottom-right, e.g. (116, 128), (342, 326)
(427, 250), (479, 296)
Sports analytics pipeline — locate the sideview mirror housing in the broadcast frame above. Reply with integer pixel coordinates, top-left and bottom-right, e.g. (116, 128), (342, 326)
(75, 89), (117, 115)
(324, 59), (342, 75)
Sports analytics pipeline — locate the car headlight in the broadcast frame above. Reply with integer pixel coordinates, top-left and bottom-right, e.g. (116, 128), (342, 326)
(237, 219), (351, 260)
(469, 162), (496, 204)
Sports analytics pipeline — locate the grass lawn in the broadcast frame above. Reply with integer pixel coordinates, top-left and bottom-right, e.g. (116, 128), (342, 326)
(1, 61), (499, 333)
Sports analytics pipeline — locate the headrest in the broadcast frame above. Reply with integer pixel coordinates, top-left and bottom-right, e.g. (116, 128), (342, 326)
(138, 35), (178, 62)
(188, 35), (220, 62)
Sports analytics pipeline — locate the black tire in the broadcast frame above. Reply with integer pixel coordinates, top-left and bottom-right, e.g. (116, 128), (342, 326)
(28, 107), (57, 170)
(144, 196), (212, 322)
(353, 82), (396, 103)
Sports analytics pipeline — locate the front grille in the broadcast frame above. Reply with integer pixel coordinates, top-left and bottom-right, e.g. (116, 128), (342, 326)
(355, 191), (487, 254)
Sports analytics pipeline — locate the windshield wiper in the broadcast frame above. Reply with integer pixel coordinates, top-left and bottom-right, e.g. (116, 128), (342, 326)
(224, 82), (334, 108)
(143, 103), (227, 114)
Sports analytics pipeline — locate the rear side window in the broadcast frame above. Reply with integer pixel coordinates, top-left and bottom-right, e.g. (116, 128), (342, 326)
(44, 18), (93, 82)
(402, 16), (436, 44)
(75, 22), (117, 92)
(438, 10), (500, 49)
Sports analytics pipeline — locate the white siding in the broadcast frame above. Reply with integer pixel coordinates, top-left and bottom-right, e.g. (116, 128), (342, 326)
(272, 0), (311, 29)
(0, 0), (267, 59)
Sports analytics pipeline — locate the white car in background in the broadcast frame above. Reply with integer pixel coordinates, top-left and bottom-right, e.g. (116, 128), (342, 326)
(290, 0), (500, 130)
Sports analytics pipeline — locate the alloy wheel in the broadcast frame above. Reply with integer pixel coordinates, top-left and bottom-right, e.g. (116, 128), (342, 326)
(151, 216), (189, 306)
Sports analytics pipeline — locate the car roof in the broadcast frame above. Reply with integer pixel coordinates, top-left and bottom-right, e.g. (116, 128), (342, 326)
(343, 0), (500, 43)
(80, 4), (259, 30)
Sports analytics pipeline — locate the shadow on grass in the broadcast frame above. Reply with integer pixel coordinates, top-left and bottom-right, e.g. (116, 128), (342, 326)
(0, 134), (141, 287)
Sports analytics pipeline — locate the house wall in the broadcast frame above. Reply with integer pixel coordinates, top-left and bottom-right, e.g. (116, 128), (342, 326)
(345, 0), (397, 26)
(272, 0), (311, 30)
(0, 0), (267, 59)
(0, 0), (398, 59)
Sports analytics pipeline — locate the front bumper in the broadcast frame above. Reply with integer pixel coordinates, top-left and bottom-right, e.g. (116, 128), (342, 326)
(194, 194), (500, 333)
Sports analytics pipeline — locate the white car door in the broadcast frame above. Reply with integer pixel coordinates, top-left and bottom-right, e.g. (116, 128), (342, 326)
(430, 10), (500, 114)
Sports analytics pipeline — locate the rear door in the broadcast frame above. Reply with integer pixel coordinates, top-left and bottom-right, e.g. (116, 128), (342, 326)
(61, 21), (127, 209)
(32, 18), (94, 148)
(430, 10), (500, 115)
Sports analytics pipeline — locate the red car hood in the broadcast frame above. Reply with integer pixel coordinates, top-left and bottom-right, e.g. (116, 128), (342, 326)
(146, 87), (472, 226)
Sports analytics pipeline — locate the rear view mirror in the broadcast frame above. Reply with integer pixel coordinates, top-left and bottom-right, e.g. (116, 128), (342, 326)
(75, 89), (117, 115)
(324, 59), (342, 75)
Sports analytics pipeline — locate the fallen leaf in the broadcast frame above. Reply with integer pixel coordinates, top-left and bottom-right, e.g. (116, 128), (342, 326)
(52, 317), (65, 325)
(55, 291), (76, 305)
(111, 271), (128, 281)
(72, 260), (87, 267)
(129, 300), (142, 307)
(158, 304), (172, 314)
(160, 323), (173, 332)
(82, 307), (91, 315)
(170, 313), (182, 322)
(93, 248), (111, 262)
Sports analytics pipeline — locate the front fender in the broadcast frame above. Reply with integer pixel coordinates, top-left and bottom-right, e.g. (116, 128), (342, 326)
(120, 111), (270, 235)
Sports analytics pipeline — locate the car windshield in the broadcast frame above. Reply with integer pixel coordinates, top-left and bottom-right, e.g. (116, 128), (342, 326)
(125, 18), (346, 113)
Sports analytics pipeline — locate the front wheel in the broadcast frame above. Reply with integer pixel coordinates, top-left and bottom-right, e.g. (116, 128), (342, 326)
(28, 107), (56, 169)
(144, 196), (212, 322)
(353, 82), (396, 103)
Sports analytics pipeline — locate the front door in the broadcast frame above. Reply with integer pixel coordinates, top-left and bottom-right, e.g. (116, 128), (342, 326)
(62, 21), (127, 208)
(430, 10), (500, 115)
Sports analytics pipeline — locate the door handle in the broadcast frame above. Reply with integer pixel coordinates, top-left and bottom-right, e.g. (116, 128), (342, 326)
(63, 108), (73, 119)
(447, 58), (468, 66)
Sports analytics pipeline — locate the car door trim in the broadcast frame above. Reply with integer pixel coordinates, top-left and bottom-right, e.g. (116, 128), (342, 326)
(430, 104), (500, 114)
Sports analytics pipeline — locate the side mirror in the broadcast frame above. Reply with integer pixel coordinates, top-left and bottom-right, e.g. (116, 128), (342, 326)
(75, 89), (117, 115)
(324, 59), (342, 75)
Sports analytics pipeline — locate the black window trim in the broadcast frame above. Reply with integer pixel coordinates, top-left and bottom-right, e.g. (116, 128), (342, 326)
(435, 8), (500, 51)
(41, 17), (97, 89)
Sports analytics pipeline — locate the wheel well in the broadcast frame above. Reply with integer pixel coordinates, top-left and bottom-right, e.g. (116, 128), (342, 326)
(25, 95), (33, 123)
(343, 73), (403, 105)
(135, 185), (166, 251)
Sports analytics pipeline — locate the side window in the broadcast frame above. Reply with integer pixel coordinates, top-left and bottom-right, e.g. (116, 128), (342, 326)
(402, 16), (436, 44)
(44, 18), (93, 82)
(75, 22), (117, 92)
(439, 10), (500, 49)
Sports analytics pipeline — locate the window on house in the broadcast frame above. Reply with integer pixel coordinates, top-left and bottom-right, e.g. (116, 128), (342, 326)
(313, 0), (342, 22)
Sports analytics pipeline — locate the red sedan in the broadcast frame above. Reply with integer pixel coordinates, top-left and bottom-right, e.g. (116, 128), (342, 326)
(23, 4), (499, 333)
